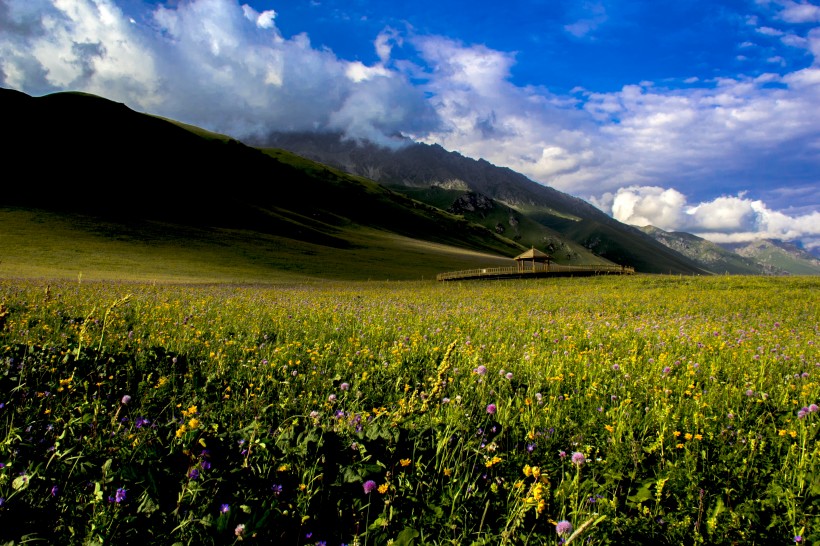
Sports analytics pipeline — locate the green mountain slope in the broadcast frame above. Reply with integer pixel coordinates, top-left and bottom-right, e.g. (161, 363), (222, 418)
(388, 187), (609, 265)
(0, 88), (528, 280)
(722, 240), (820, 275)
(640, 226), (770, 275)
(263, 132), (708, 275)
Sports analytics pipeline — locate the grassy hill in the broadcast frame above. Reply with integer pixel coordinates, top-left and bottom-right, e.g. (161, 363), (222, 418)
(0, 88), (530, 281)
(641, 226), (820, 275)
(0, 208), (516, 282)
(386, 186), (609, 265)
(640, 226), (770, 275)
(263, 132), (708, 275)
(722, 239), (820, 275)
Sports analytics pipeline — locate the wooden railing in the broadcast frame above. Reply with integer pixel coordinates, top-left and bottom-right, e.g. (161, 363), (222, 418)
(436, 264), (635, 281)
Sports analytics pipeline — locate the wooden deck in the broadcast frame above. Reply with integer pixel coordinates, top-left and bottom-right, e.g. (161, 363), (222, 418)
(436, 263), (635, 281)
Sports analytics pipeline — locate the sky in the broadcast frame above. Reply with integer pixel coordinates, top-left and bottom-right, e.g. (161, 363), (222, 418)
(2, 0), (819, 251)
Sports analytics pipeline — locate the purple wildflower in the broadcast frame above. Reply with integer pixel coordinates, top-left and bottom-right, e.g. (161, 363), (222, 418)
(486, 403), (497, 414)
(612, 364), (620, 371)
(220, 504), (230, 514)
(121, 395), (131, 405)
(505, 372), (513, 380)
(559, 450), (567, 459)
(235, 523), (246, 537)
(135, 417), (150, 429)
(475, 365), (487, 376)
(328, 394), (337, 403)
(745, 389), (754, 397)
(114, 488), (126, 503)
(571, 452), (585, 466)
(363, 480), (378, 494)
(340, 382), (350, 391)
(556, 520), (573, 536)
(809, 404), (819, 413)
(272, 484), (283, 496)
(188, 468), (200, 480)
(50, 485), (59, 497)
(662, 366), (671, 375)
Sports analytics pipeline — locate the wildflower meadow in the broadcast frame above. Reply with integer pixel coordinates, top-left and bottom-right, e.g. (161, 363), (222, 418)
(0, 275), (818, 545)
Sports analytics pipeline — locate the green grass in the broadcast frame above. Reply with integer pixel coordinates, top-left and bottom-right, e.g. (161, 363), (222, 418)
(0, 275), (817, 545)
(0, 208), (515, 283)
(387, 187), (606, 265)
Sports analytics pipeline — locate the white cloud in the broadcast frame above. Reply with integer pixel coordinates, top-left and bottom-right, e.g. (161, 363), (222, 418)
(757, 25), (785, 36)
(374, 28), (401, 64)
(0, 0), (436, 143)
(564, 1), (608, 38)
(607, 186), (688, 230)
(778, 1), (820, 23)
(600, 186), (820, 248)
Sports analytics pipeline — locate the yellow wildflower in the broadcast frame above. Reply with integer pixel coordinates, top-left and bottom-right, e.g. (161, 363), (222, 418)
(485, 455), (502, 468)
(378, 483), (389, 494)
(399, 458), (412, 467)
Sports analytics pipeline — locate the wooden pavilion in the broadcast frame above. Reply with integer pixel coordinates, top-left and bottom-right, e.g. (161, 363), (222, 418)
(514, 247), (553, 272)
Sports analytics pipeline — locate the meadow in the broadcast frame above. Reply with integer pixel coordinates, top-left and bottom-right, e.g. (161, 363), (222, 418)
(0, 275), (817, 545)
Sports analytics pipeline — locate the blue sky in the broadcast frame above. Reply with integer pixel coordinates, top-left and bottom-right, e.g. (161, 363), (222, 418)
(2, 0), (819, 250)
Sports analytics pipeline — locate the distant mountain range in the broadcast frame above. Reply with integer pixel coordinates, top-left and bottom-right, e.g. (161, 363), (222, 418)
(259, 132), (709, 275)
(639, 226), (820, 275)
(4, 87), (811, 279)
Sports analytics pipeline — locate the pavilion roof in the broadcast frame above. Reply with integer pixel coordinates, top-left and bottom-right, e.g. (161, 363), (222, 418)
(514, 247), (552, 261)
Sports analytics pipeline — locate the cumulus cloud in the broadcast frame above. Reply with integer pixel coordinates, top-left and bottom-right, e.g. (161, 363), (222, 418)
(595, 186), (820, 248)
(0, 0), (436, 144)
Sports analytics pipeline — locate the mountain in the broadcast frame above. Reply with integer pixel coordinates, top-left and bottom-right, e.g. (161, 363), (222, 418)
(259, 132), (708, 275)
(0, 87), (530, 281)
(720, 239), (820, 275)
(639, 227), (820, 275)
(639, 226), (770, 275)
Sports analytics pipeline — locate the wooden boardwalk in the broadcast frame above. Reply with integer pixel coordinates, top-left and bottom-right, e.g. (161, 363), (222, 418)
(436, 263), (635, 281)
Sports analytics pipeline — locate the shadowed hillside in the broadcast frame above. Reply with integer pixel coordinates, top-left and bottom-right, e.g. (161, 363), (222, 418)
(262, 132), (708, 275)
(1, 88), (534, 280)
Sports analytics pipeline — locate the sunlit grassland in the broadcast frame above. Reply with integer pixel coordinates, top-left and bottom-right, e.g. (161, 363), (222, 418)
(0, 208), (512, 283)
(0, 275), (818, 545)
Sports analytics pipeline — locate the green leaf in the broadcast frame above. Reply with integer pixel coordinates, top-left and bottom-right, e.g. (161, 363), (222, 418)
(368, 517), (388, 530)
(11, 475), (29, 491)
(137, 492), (159, 514)
(393, 527), (419, 545)
(627, 482), (653, 505)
